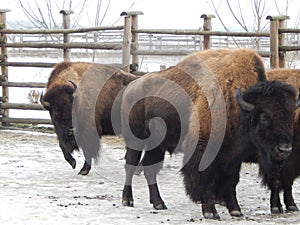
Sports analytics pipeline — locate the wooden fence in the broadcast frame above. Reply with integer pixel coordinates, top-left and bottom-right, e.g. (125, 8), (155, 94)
(0, 9), (299, 126)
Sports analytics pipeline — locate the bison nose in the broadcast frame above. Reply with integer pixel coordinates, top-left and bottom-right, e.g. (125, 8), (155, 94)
(273, 142), (292, 161)
(277, 143), (292, 153)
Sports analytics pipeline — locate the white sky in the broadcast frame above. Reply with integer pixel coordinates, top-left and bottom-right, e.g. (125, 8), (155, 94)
(0, 0), (299, 30)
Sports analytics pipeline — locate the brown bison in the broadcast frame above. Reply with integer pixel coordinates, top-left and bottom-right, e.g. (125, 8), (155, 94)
(120, 48), (299, 220)
(258, 68), (300, 213)
(40, 61), (137, 175)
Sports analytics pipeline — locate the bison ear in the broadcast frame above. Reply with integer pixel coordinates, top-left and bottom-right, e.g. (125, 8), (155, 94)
(236, 88), (255, 112)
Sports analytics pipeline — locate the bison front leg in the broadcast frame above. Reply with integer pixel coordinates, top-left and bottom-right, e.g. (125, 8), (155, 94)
(63, 151), (76, 169)
(283, 183), (299, 212)
(143, 147), (167, 210)
(78, 159), (91, 175)
(223, 170), (243, 217)
(270, 184), (283, 214)
(122, 147), (142, 207)
(201, 183), (220, 220)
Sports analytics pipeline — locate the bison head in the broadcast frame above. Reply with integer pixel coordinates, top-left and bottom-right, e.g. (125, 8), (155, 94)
(40, 80), (78, 169)
(236, 80), (299, 163)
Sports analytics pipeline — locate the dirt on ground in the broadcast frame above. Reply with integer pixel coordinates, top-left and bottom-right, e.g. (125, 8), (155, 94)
(1, 127), (300, 225)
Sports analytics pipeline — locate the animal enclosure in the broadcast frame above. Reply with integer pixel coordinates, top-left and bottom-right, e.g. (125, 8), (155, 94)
(0, 10), (299, 126)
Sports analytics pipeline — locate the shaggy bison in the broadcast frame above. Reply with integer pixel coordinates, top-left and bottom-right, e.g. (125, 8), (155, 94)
(259, 69), (300, 213)
(40, 61), (137, 175)
(120, 48), (299, 219)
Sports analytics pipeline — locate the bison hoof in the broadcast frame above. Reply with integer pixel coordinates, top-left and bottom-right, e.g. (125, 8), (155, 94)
(287, 205), (299, 212)
(70, 160), (76, 169)
(78, 168), (90, 176)
(122, 199), (134, 207)
(203, 212), (220, 220)
(230, 210), (243, 217)
(153, 202), (167, 210)
(271, 206), (283, 214)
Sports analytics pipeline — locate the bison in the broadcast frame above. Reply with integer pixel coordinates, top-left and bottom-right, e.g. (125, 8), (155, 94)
(120, 48), (299, 219)
(40, 61), (137, 175)
(256, 68), (300, 213)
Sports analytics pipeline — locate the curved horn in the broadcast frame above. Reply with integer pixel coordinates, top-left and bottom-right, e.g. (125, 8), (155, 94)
(68, 80), (77, 91)
(236, 88), (255, 112)
(295, 87), (300, 109)
(40, 91), (51, 109)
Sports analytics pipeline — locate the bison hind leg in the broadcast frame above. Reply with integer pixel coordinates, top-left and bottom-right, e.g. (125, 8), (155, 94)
(122, 185), (134, 207)
(122, 147), (143, 207)
(143, 147), (167, 210)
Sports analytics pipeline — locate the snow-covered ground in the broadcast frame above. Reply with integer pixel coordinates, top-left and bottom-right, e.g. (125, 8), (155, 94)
(1, 128), (300, 225)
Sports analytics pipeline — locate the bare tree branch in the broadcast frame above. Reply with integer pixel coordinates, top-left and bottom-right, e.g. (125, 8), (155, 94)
(226, 0), (248, 31)
(205, 0), (230, 31)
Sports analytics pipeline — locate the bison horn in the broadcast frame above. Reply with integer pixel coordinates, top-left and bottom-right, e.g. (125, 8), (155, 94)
(296, 89), (300, 109)
(68, 80), (77, 91)
(40, 91), (51, 109)
(236, 88), (255, 112)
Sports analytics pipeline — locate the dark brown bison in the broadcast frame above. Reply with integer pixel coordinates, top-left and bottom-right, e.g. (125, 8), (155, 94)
(120, 48), (299, 219)
(40, 61), (137, 175)
(258, 68), (300, 213)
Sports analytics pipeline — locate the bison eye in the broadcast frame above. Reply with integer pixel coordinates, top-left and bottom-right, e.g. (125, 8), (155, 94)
(259, 113), (271, 129)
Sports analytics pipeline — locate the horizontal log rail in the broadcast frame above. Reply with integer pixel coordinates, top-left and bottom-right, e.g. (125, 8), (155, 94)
(0, 42), (123, 50)
(0, 117), (52, 124)
(134, 29), (270, 37)
(132, 50), (271, 57)
(0, 25), (124, 34)
(0, 62), (55, 68)
(0, 82), (46, 88)
(0, 103), (44, 110)
(132, 49), (194, 56)
(279, 46), (300, 51)
(279, 28), (300, 34)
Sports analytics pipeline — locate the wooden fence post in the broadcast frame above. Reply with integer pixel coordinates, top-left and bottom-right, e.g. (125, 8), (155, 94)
(131, 11), (143, 72)
(0, 9), (10, 126)
(267, 15), (289, 69)
(278, 17), (289, 68)
(60, 10), (74, 61)
(120, 12), (132, 72)
(201, 14), (215, 50)
(120, 11), (143, 72)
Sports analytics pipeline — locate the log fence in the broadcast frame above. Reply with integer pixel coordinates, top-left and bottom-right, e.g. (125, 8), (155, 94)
(0, 9), (299, 126)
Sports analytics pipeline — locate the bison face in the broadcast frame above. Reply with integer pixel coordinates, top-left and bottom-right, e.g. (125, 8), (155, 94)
(236, 81), (298, 164)
(40, 83), (78, 168)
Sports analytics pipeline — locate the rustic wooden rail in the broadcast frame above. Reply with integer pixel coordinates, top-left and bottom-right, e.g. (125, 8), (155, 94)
(0, 9), (299, 126)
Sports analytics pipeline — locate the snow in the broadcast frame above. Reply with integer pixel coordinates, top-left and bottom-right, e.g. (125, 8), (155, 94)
(1, 129), (300, 224)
